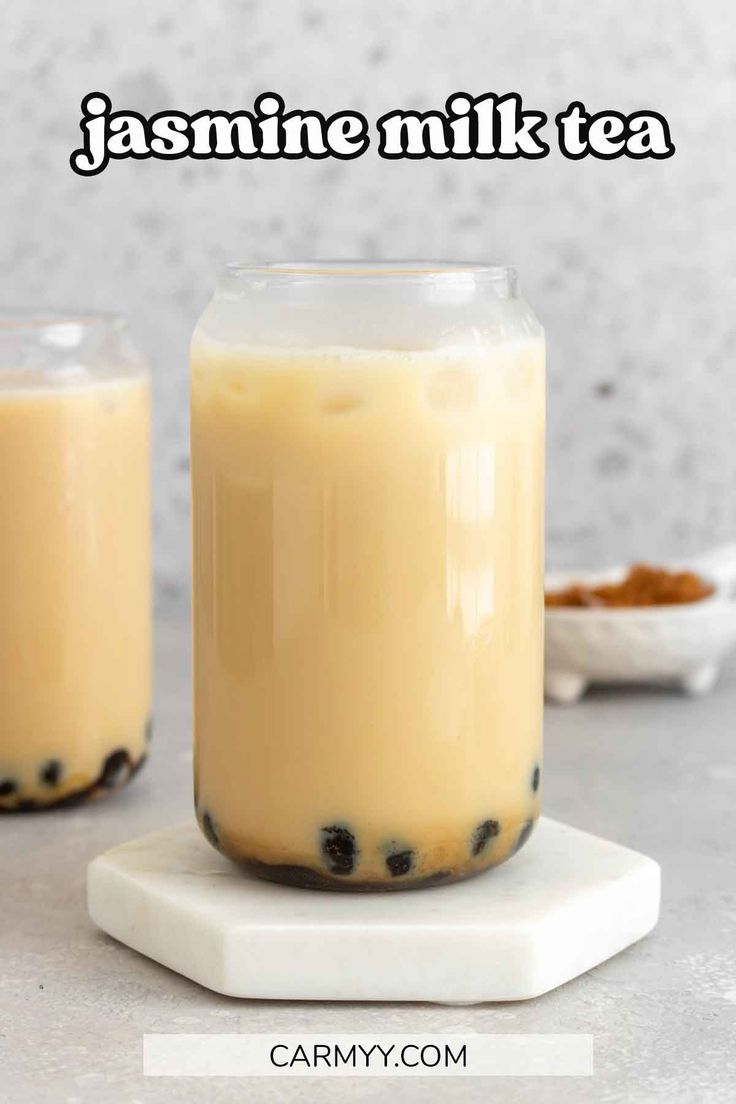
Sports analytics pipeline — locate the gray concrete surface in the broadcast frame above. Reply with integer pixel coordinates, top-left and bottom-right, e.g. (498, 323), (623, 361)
(2, 616), (734, 1103)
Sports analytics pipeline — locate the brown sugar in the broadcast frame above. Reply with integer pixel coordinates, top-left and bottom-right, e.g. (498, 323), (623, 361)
(545, 563), (714, 609)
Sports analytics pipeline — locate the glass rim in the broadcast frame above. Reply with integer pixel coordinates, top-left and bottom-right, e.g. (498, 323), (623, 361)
(0, 309), (124, 331)
(222, 259), (517, 286)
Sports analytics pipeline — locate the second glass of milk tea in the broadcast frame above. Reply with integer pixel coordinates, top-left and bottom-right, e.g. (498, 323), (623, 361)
(191, 262), (544, 889)
(0, 313), (151, 811)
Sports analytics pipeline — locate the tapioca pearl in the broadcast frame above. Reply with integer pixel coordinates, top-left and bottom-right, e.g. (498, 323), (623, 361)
(99, 749), (132, 789)
(385, 848), (414, 877)
(470, 818), (500, 857)
(0, 778), (18, 798)
(320, 824), (357, 876)
(201, 811), (219, 848)
(531, 764), (541, 793)
(514, 818), (535, 854)
(39, 760), (63, 787)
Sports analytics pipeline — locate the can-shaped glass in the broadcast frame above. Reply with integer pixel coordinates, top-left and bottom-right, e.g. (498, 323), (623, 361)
(0, 313), (152, 810)
(191, 262), (544, 889)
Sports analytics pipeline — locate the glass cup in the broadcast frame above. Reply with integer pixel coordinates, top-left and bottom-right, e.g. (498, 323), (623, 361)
(0, 313), (152, 810)
(191, 262), (545, 889)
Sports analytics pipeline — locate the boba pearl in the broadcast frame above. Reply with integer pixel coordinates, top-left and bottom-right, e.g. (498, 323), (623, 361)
(514, 818), (535, 853)
(99, 749), (132, 789)
(385, 849), (414, 877)
(320, 825), (357, 876)
(39, 759), (63, 787)
(470, 818), (500, 857)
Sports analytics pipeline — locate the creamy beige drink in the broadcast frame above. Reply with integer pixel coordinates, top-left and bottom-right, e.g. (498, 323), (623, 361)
(0, 318), (151, 811)
(192, 263), (544, 888)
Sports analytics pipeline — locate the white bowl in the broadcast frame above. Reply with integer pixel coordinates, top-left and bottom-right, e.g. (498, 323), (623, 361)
(544, 544), (736, 703)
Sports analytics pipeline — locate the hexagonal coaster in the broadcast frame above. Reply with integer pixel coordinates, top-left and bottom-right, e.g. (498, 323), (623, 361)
(87, 818), (660, 1003)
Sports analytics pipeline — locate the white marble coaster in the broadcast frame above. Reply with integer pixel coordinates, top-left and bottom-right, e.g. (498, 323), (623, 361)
(87, 818), (660, 1003)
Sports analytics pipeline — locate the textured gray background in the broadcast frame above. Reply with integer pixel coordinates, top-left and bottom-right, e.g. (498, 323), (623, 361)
(2, 0), (735, 608)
